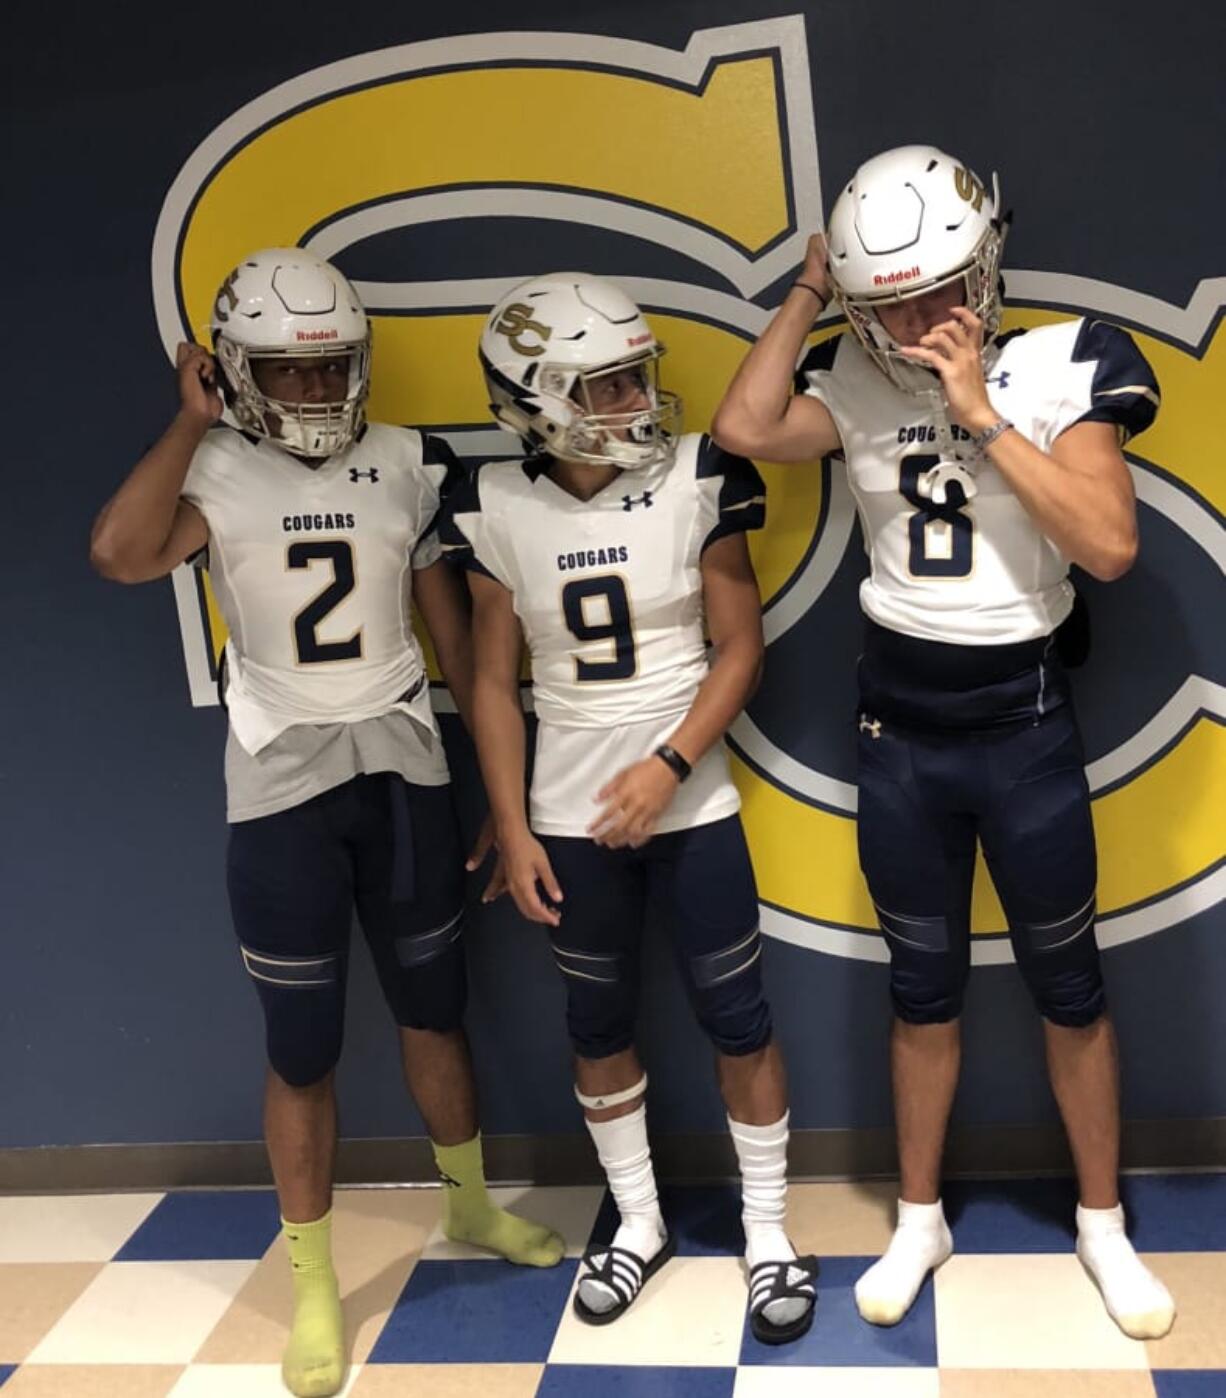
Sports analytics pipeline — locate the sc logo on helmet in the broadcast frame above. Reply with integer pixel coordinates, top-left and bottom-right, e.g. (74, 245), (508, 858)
(494, 304), (553, 357)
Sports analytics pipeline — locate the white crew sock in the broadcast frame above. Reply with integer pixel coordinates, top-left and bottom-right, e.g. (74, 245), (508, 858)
(728, 1113), (810, 1329)
(1076, 1203), (1175, 1339)
(855, 1198), (953, 1326)
(580, 1103), (666, 1314)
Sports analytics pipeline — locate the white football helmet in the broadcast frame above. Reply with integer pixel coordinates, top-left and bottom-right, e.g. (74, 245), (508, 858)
(825, 145), (1008, 392)
(209, 248), (371, 458)
(480, 274), (682, 469)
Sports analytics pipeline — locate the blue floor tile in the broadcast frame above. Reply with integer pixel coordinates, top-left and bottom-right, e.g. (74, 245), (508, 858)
(1152, 1373), (1226, 1398)
(0, 1366), (16, 1389)
(943, 1177), (1079, 1252)
(368, 1258), (579, 1363)
(587, 1184), (744, 1257)
(115, 1189), (283, 1262)
(943, 1174), (1226, 1254)
(1121, 1174), (1226, 1251)
(538, 1366), (737, 1398)
(739, 1255), (937, 1368)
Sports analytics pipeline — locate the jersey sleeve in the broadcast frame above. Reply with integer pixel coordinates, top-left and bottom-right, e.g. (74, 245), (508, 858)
(437, 466), (514, 587)
(1052, 319), (1161, 445)
(411, 433), (468, 570)
(694, 435), (766, 553)
(793, 333), (843, 418)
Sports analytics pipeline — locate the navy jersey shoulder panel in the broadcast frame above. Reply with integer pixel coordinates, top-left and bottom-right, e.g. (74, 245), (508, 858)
(697, 435), (767, 551)
(1069, 319), (1160, 441)
(793, 333), (842, 394)
(436, 468), (496, 577)
(420, 432), (468, 498)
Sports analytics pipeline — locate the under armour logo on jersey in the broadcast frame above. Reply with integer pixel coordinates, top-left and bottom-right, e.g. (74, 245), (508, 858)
(859, 714), (882, 739)
(986, 370), (1012, 388)
(622, 490), (654, 511)
(349, 467), (379, 484)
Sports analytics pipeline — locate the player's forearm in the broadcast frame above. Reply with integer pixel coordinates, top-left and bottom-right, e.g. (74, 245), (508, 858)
(90, 412), (207, 575)
(472, 674), (532, 840)
(665, 632), (763, 766)
(712, 288), (819, 454)
(982, 429), (1138, 581)
(431, 632), (477, 734)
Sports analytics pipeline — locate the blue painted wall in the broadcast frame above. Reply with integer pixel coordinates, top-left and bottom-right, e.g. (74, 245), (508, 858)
(3, 0), (1222, 1149)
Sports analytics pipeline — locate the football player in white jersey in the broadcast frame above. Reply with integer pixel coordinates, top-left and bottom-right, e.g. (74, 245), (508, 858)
(440, 274), (818, 1343)
(91, 249), (563, 1398)
(713, 147), (1175, 1339)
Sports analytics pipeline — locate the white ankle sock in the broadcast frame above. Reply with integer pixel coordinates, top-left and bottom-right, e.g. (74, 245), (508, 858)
(728, 1113), (809, 1329)
(1076, 1203), (1175, 1339)
(580, 1103), (666, 1314)
(855, 1198), (952, 1327)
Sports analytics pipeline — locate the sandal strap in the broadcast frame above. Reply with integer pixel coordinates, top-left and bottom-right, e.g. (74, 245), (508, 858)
(580, 1244), (648, 1304)
(748, 1255), (820, 1314)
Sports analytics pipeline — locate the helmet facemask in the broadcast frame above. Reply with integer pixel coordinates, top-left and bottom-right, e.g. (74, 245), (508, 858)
(489, 345), (682, 470)
(833, 218), (1007, 396)
(215, 334), (371, 460)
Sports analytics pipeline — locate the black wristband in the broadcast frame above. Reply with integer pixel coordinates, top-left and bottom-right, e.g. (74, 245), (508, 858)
(793, 280), (828, 308)
(654, 744), (692, 783)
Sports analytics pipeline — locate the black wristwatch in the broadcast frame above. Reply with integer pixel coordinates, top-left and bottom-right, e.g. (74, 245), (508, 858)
(654, 744), (692, 783)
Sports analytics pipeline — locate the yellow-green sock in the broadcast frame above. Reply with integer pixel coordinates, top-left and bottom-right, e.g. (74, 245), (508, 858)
(281, 1211), (345, 1398)
(433, 1133), (565, 1267)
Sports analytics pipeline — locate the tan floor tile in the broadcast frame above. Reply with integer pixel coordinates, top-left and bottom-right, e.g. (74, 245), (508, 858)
(0, 1195), (163, 1263)
(939, 1371), (1156, 1398)
(934, 1254), (1150, 1370)
(349, 1364), (543, 1397)
(785, 1180), (900, 1256)
(0, 1264), (102, 1360)
(196, 1187), (440, 1367)
(1, 1366), (183, 1398)
(168, 1364), (362, 1396)
(1143, 1251), (1226, 1369)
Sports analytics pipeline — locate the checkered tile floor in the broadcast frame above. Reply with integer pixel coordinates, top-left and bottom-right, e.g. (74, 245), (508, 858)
(1, 1175), (1223, 1396)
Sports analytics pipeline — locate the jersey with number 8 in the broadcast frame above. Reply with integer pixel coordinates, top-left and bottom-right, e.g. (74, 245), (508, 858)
(182, 423), (460, 754)
(796, 318), (1159, 644)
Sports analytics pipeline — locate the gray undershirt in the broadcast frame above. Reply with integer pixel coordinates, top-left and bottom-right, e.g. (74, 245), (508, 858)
(224, 708), (449, 823)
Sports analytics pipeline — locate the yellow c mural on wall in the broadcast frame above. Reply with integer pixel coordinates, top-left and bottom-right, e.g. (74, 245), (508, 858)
(152, 18), (1224, 964)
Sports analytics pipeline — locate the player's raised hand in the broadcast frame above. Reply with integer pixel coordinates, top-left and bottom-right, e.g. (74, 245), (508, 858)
(898, 307), (997, 434)
(499, 828), (564, 927)
(795, 232), (833, 308)
(590, 757), (680, 849)
(175, 341), (223, 428)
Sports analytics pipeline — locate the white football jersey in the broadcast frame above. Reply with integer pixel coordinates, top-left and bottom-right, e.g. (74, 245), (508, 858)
(440, 434), (765, 836)
(797, 318), (1160, 644)
(182, 423), (461, 755)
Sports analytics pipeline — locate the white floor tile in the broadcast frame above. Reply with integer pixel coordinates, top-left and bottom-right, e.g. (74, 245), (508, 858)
(934, 1254), (1151, 1370)
(168, 1363), (363, 1397)
(26, 1260), (258, 1365)
(0, 1193), (164, 1263)
(421, 1184), (605, 1261)
(735, 1369), (941, 1398)
(548, 1255), (746, 1367)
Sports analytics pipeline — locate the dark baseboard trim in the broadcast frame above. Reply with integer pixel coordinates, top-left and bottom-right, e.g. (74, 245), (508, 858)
(2, 1118), (1222, 1193)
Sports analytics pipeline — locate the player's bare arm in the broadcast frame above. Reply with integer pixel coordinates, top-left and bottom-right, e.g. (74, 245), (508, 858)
(711, 234), (843, 464)
(89, 342), (215, 582)
(412, 558), (498, 870)
(903, 307), (1138, 580)
(589, 531), (764, 850)
(469, 569), (563, 924)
